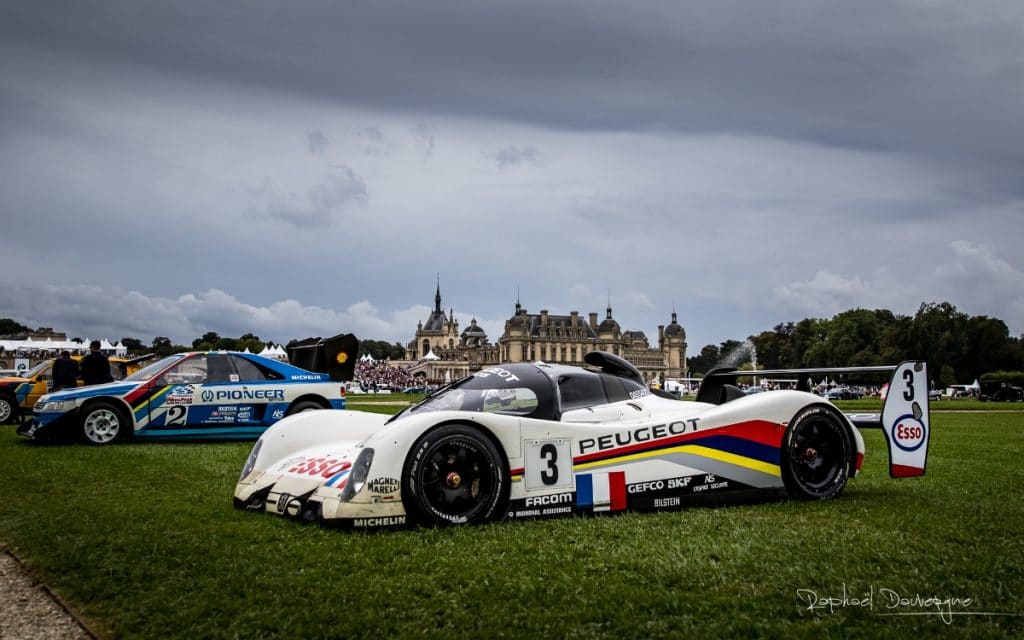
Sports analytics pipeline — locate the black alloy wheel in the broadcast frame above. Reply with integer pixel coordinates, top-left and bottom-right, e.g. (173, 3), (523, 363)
(781, 406), (852, 500)
(403, 424), (508, 526)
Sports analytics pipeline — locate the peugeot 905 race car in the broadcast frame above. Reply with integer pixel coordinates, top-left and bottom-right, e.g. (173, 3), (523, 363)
(235, 352), (930, 529)
(19, 335), (358, 444)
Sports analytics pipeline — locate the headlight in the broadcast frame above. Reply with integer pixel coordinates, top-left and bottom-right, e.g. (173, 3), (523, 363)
(340, 448), (374, 502)
(39, 399), (70, 412)
(238, 439), (263, 482)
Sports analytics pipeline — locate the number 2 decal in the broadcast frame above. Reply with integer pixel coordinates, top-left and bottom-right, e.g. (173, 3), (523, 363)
(165, 405), (188, 426)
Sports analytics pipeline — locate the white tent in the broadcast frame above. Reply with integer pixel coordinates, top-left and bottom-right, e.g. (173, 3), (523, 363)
(259, 344), (289, 361)
(421, 349), (440, 362)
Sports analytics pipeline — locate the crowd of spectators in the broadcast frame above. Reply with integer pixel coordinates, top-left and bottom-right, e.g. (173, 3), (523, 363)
(354, 360), (418, 391)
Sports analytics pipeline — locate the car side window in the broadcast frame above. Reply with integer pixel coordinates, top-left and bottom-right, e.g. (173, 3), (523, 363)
(160, 355), (208, 385)
(600, 374), (630, 403)
(601, 374), (648, 402)
(558, 373), (607, 411)
(230, 355), (270, 382)
(205, 355), (236, 383)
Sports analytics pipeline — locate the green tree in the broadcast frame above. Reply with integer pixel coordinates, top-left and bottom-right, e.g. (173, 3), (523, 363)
(825, 309), (887, 367)
(879, 313), (913, 364)
(238, 333), (265, 354)
(359, 339), (398, 361)
(687, 344), (721, 376)
(389, 342), (407, 360)
(193, 332), (221, 350)
(908, 302), (968, 385)
(751, 323), (794, 370)
(792, 318), (830, 367)
(959, 316), (1016, 381)
(152, 336), (175, 357)
(0, 318), (31, 335)
(120, 337), (146, 355)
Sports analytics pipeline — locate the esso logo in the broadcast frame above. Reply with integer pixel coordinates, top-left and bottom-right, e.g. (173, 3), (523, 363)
(891, 415), (926, 451)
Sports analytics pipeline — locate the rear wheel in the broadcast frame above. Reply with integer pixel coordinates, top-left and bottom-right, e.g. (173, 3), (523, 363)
(781, 406), (852, 500)
(80, 402), (127, 445)
(285, 400), (324, 416)
(402, 424), (508, 526)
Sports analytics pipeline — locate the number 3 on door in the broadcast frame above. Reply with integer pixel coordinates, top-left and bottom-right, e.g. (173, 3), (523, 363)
(524, 439), (573, 490)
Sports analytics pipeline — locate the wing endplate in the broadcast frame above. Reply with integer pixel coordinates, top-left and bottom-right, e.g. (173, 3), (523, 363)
(879, 361), (930, 478)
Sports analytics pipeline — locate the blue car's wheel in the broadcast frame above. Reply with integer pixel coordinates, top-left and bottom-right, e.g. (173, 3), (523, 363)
(403, 424), (508, 526)
(781, 406), (852, 500)
(80, 402), (127, 445)
(285, 400), (323, 416)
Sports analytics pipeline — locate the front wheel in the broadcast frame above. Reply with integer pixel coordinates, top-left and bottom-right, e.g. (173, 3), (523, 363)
(402, 424), (509, 526)
(80, 402), (128, 445)
(781, 406), (852, 500)
(0, 395), (15, 424)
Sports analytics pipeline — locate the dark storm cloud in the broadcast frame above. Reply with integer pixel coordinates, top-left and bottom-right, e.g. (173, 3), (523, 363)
(2, 1), (1023, 349)
(255, 165), (368, 228)
(5, 1), (1022, 192)
(306, 130), (329, 155)
(491, 145), (541, 168)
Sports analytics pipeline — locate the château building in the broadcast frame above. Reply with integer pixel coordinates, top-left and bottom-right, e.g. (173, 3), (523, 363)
(406, 283), (687, 385)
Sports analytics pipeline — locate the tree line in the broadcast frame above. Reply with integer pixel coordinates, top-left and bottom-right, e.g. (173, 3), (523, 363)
(4, 300), (1021, 386)
(120, 334), (408, 361)
(687, 302), (1023, 387)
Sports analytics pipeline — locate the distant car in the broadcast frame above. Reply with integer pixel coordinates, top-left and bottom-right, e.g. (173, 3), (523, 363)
(0, 355), (146, 425)
(978, 380), (1024, 402)
(944, 385), (975, 399)
(18, 351), (349, 445)
(928, 389), (942, 401)
(823, 387), (862, 400)
(235, 354), (930, 529)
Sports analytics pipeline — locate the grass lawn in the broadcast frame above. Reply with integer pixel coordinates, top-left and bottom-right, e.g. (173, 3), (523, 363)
(0, 408), (1022, 639)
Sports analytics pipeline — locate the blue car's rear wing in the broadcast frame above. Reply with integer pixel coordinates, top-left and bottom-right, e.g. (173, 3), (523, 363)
(286, 333), (359, 382)
(697, 361), (930, 478)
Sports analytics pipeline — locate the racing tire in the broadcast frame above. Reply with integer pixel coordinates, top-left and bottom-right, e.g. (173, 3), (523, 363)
(781, 405), (852, 500)
(285, 400), (324, 416)
(80, 402), (128, 445)
(402, 424), (509, 526)
(0, 394), (15, 425)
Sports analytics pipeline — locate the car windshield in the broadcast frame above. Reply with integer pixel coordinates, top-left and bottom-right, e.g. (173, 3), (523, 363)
(390, 364), (557, 423)
(20, 360), (52, 379)
(125, 354), (186, 382)
(407, 384), (540, 417)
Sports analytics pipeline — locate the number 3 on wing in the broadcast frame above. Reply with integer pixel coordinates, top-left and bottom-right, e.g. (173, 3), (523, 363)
(524, 439), (573, 491)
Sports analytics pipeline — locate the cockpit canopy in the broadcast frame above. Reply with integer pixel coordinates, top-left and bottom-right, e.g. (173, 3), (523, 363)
(400, 362), (650, 421)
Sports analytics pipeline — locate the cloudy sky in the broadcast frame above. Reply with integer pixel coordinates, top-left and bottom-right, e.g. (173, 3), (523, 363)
(2, 1), (1022, 352)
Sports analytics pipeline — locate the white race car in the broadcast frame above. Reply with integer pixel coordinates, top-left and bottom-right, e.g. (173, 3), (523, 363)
(235, 352), (930, 528)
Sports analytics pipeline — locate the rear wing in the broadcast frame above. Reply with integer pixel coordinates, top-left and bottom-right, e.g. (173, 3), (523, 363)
(286, 333), (359, 382)
(116, 353), (159, 377)
(697, 361), (930, 478)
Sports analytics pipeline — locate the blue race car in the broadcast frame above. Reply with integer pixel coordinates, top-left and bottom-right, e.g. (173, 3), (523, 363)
(19, 336), (357, 445)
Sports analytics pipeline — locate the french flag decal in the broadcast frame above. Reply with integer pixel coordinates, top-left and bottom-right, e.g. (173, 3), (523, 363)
(576, 471), (627, 512)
